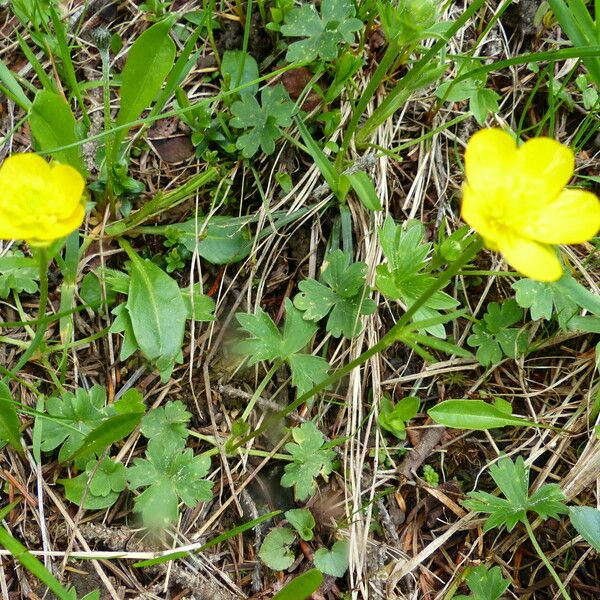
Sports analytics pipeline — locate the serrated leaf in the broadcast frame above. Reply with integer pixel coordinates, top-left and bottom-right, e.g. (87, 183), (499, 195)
(182, 284), (215, 321)
(259, 527), (296, 571)
(281, 0), (363, 63)
(376, 218), (459, 338)
(40, 386), (110, 469)
(236, 300), (328, 396)
(127, 446), (212, 526)
(280, 422), (335, 501)
(467, 300), (527, 366)
(63, 411), (142, 463)
(294, 250), (376, 339)
(140, 400), (191, 454)
(461, 565), (510, 600)
(0, 252), (38, 299)
(463, 457), (568, 533)
(230, 85), (294, 158)
(285, 508), (315, 541)
(313, 540), (349, 577)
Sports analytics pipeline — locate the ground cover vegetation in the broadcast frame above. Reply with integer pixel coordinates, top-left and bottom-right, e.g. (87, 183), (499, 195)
(0, 0), (600, 598)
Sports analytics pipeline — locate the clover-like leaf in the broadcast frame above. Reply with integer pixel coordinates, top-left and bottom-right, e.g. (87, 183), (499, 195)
(281, 0), (363, 63)
(140, 400), (191, 454)
(230, 85), (294, 158)
(280, 422), (336, 501)
(127, 445), (213, 527)
(294, 250), (376, 339)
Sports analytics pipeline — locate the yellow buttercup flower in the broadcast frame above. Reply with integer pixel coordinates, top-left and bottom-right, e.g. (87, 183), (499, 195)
(462, 128), (600, 282)
(0, 153), (85, 246)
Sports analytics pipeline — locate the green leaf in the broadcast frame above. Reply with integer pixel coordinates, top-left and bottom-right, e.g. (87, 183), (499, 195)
(40, 385), (111, 469)
(60, 458), (126, 510)
(294, 250), (376, 339)
(457, 565), (510, 600)
(236, 299), (329, 396)
(281, 0), (363, 63)
(463, 456), (568, 532)
(63, 412), (142, 463)
(376, 218), (459, 338)
(29, 89), (85, 173)
(569, 506), (600, 551)
(378, 395), (419, 440)
(0, 252), (38, 299)
(428, 399), (535, 431)
(0, 518), (73, 600)
(230, 85), (294, 158)
(0, 383), (22, 455)
(110, 303), (139, 360)
(259, 527), (296, 571)
(470, 88), (500, 125)
(182, 284), (215, 321)
(512, 277), (578, 329)
(172, 216), (253, 264)
(127, 446), (212, 526)
(0, 57), (31, 110)
(272, 569), (323, 600)
(126, 250), (187, 382)
(342, 171), (382, 211)
(113, 19), (176, 157)
(285, 508), (315, 541)
(467, 301), (527, 366)
(280, 422), (336, 501)
(221, 50), (259, 96)
(313, 540), (349, 577)
(140, 400), (191, 454)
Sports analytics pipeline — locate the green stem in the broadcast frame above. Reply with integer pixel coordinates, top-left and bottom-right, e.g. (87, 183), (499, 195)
(3, 249), (49, 381)
(234, 236), (484, 449)
(524, 518), (571, 600)
(241, 360), (282, 422)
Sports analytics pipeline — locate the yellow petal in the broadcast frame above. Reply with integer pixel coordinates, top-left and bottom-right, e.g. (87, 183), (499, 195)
(0, 153), (50, 181)
(47, 162), (85, 217)
(461, 183), (499, 243)
(465, 128), (517, 195)
(521, 188), (600, 244)
(514, 137), (574, 203)
(497, 234), (563, 282)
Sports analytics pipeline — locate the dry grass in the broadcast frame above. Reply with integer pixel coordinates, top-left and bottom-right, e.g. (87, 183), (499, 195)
(0, 0), (599, 598)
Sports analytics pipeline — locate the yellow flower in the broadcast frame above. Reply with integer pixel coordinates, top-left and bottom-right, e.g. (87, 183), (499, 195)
(0, 153), (85, 246)
(462, 128), (600, 282)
